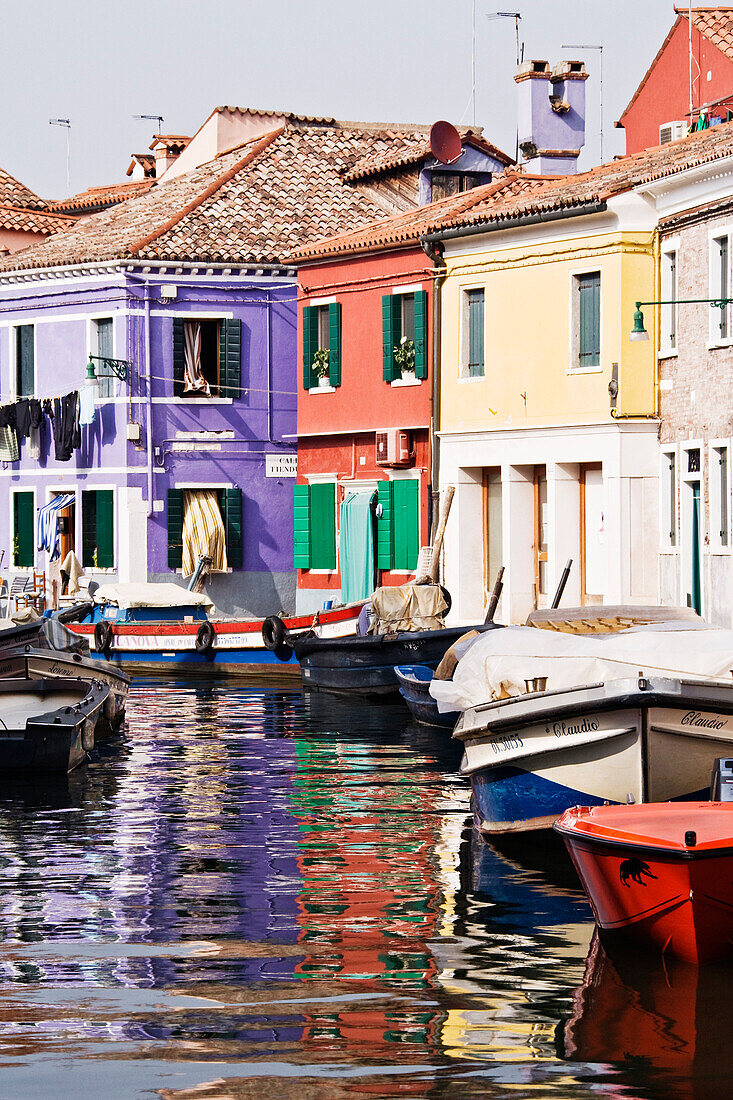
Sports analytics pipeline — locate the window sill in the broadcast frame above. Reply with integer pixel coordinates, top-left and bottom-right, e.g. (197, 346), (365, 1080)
(457, 374), (485, 383)
(567, 366), (603, 376)
(171, 397), (234, 404)
(709, 546), (732, 556)
(308, 384), (336, 395)
(707, 339), (733, 351)
(390, 375), (421, 388)
(658, 348), (678, 360)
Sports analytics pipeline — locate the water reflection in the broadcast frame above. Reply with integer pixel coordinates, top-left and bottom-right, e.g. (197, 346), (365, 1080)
(0, 677), (715, 1098)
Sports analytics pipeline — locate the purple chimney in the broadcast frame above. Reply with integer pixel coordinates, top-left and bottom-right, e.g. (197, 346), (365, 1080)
(515, 59), (588, 174)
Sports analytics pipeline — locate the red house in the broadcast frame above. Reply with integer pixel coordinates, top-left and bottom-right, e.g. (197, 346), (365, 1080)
(618, 7), (733, 154)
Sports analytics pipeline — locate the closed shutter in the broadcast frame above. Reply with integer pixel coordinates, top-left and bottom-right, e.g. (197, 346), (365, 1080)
(310, 482), (336, 569)
(81, 490), (114, 569)
(328, 302), (341, 387)
(376, 480), (394, 569)
(294, 483), (311, 568)
(16, 326), (34, 397)
(302, 306), (319, 390)
(221, 487), (243, 568)
(414, 289), (428, 379)
(172, 318), (185, 397)
(382, 295), (401, 381)
(393, 480), (419, 571)
(13, 492), (34, 568)
(467, 289), (485, 377)
(219, 318), (242, 399)
(578, 273), (600, 367)
(167, 488), (184, 569)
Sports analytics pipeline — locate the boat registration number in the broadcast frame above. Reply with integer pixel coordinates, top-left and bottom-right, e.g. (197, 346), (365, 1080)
(489, 734), (524, 754)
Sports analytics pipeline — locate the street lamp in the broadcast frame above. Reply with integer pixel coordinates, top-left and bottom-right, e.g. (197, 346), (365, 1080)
(85, 355), (129, 393)
(629, 298), (733, 340)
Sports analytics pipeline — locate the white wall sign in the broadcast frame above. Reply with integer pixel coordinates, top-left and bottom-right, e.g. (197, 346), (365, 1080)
(266, 454), (297, 478)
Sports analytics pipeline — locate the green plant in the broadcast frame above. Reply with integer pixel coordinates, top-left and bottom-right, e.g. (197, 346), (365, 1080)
(393, 336), (415, 374)
(12, 535), (19, 567)
(313, 347), (330, 379)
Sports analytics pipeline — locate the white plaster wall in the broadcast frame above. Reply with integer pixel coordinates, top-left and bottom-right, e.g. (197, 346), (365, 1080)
(118, 486), (148, 584)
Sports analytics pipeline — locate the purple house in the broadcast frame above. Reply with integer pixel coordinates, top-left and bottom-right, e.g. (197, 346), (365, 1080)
(0, 107), (510, 615)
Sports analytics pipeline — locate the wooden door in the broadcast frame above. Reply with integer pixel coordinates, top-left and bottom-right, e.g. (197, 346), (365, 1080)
(580, 464), (604, 604)
(534, 467), (548, 605)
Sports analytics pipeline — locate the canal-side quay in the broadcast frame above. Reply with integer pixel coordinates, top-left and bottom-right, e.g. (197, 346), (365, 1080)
(0, 675), (726, 1100)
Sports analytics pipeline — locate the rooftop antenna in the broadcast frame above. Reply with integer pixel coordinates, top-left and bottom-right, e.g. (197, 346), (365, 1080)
(562, 43), (604, 163)
(49, 118), (71, 193)
(134, 113), (165, 132)
(488, 12), (522, 159)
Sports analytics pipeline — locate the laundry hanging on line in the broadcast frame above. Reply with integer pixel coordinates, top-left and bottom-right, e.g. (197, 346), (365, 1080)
(0, 391), (82, 463)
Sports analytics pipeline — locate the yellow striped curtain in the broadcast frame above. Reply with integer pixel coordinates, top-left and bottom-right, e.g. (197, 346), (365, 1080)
(182, 490), (228, 575)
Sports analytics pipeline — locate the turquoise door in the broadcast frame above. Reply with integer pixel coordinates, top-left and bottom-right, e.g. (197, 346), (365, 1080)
(690, 483), (702, 614)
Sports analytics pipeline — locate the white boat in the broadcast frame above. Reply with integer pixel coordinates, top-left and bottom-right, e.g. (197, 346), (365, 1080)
(436, 614), (733, 836)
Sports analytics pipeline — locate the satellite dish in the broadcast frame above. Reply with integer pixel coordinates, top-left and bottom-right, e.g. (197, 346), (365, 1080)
(429, 120), (463, 165)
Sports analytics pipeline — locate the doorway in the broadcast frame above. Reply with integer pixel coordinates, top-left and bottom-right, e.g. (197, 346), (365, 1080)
(483, 468), (503, 602)
(580, 465), (605, 604)
(534, 466), (548, 606)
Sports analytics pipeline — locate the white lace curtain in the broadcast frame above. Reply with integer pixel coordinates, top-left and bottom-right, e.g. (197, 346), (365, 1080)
(183, 320), (210, 395)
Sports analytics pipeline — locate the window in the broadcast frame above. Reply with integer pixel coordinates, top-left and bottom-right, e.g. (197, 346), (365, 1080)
(94, 318), (114, 399)
(12, 491), (34, 568)
(167, 488), (243, 571)
(302, 303), (341, 390)
(172, 317), (241, 398)
(15, 325), (34, 397)
(661, 449), (677, 548)
(711, 444), (730, 549)
(711, 234), (731, 342)
(81, 489), (114, 569)
(463, 288), (485, 378)
(430, 172), (486, 201)
(573, 272), (601, 369)
(661, 249), (677, 352)
(293, 482), (336, 569)
(382, 291), (428, 382)
(376, 479), (419, 572)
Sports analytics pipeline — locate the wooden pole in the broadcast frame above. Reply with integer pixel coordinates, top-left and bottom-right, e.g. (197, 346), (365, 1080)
(416, 485), (455, 584)
(485, 565), (505, 623)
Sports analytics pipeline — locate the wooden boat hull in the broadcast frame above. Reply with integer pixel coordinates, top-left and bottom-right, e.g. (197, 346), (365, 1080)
(394, 665), (459, 727)
(0, 678), (109, 774)
(67, 603), (363, 675)
(0, 649), (130, 732)
(456, 677), (733, 835)
(555, 803), (733, 964)
(293, 624), (501, 696)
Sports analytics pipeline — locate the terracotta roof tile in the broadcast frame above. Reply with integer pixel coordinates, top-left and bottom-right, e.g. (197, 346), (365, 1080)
(0, 119), (454, 272)
(293, 118), (733, 260)
(0, 204), (76, 235)
(47, 180), (155, 214)
(342, 132), (514, 181)
(0, 167), (45, 210)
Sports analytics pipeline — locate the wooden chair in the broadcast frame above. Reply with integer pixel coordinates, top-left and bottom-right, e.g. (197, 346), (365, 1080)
(28, 570), (46, 613)
(10, 575), (31, 612)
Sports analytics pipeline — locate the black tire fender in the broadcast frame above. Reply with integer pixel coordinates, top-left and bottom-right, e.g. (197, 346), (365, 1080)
(195, 621), (216, 653)
(94, 620), (113, 655)
(262, 615), (287, 651)
(439, 586), (452, 616)
(81, 719), (95, 753)
(273, 642), (294, 662)
(103, 693), (116, 723)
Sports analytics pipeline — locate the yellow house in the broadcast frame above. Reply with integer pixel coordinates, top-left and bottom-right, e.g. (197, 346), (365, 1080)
(428, 167), (662, 622)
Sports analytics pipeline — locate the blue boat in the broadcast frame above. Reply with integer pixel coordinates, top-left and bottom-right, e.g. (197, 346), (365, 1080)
(394, 664), (459, 727)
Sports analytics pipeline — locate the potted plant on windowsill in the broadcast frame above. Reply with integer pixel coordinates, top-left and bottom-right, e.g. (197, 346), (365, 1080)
(393, 336), (416, 380)
(313, 348), (331, 387)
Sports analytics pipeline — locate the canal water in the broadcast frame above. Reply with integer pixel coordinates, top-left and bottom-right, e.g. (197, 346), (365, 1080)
(0, 678), (729, 1099)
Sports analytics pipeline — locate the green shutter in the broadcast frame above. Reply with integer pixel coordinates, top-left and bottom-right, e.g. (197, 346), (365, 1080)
(81, 490), (96, 568)
(222, 487), (243, 568)
(172, 318), (185, 397)
(468, 289), (485, 377)
(167, 488), (184, 569)
(302, 306), (319, 390)
(96, 490), (114, 568)
(376, 480), (394, 569)
(294, 483), (311, 568)
(16, 326), (34, 397)
(328, 302), (341, 387)
(393, 480), (419, 571)
(578, 273), (600, 367)
(219, 318), (242, 399)
(414, 290), (428, 379)
(13, 492), (33, 568)
(382, 296), (396, 381)
(310, 482), (336, 569)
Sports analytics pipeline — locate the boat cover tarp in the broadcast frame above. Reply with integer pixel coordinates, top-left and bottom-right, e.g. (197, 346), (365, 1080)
(430, 622), (733, 713)
(369, 583), (448, 634)
(94, 582), (213, 610)
(340, 490), (375, 605)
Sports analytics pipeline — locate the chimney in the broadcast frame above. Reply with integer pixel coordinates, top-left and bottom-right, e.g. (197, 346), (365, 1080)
(149, 135), (191, 177)
(515, 59), (588, 174)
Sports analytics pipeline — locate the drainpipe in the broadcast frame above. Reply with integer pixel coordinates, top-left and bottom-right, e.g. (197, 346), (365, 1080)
(266, 287), (274, 444)
(420, 236), (447, 538)
(143, 281), (154, 517)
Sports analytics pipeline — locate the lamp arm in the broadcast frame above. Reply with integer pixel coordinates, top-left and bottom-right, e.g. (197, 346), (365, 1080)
(87, 354), (129, 381)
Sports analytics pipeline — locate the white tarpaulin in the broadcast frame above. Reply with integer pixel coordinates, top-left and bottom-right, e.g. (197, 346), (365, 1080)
(94, 582), (213, 610)
(429, 622), (733, 713)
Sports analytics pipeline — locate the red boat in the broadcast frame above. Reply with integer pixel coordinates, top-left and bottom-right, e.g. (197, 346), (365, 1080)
(554, 802), (733, 964)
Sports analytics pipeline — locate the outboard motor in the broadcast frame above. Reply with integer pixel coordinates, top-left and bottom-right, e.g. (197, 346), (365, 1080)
(710, 758), (733, 801)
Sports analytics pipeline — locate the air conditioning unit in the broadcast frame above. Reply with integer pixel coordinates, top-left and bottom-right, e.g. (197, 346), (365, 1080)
(659, 120), (688, 145)
(376, 428), (413, 467)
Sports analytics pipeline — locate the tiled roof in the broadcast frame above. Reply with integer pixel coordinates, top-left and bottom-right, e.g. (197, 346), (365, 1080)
(150, 134), (191, 151)
(0, 166), (45, 210)
(0, 205), (76, 235)
(126, 154), (156, 178)
(621, 8), (733, 123)
(293, 118), (733, 260)
(47, 180), (155, 215)
(0, 118), (460, 272)
(342, 132), (514, 181)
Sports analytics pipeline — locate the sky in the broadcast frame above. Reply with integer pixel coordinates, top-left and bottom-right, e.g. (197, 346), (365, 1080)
(1, 0), (678, 201)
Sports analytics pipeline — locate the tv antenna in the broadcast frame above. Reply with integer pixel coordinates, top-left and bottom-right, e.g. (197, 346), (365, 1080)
(49, 119), (71, 193)
(134, 113), (165, 132)
(487, 11), (522, 68)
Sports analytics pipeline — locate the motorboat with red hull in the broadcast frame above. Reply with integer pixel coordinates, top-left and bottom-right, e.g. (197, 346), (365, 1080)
(555, 802), (733, 964)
